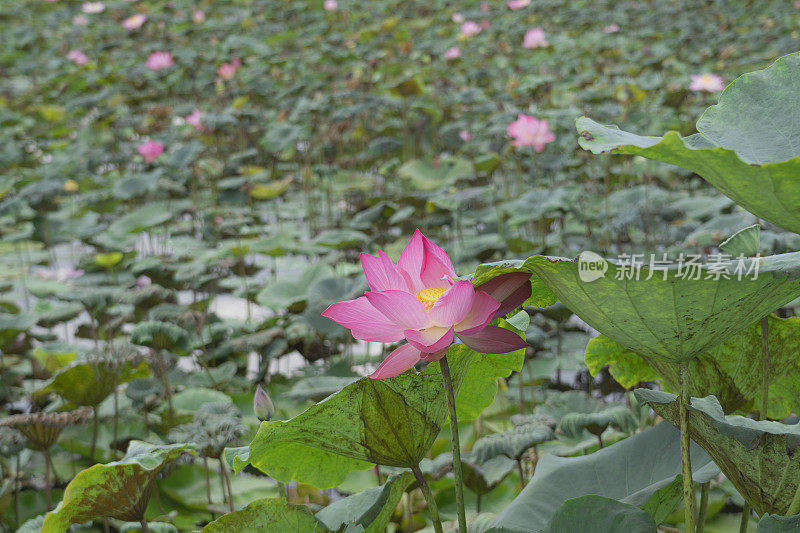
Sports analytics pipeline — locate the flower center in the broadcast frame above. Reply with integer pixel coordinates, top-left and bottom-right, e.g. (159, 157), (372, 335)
(415, 287), (447, 311)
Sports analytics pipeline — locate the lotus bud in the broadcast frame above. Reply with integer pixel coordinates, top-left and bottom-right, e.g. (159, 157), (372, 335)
(253, 384), (274, 422)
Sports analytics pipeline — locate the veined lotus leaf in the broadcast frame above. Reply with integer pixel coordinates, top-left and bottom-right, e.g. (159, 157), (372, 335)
(315, 471), (414, 532)
(516, 253), (799, 363)
(397, 157), (473, 191)
(460, 453), (516, 496)
(719, 224), (761, 257)
(757, 513), (800, 532)
(635, 389), (800, 515)
(587, 316), (800, 417)
(576, 52), (800, 234)
(202, 498), (322, 532)
(542, 495), (657, 533)
(130, 320), (193, 353)
(583, 335), (660, 389)
(37, 358), (149, 407)
(558, 406), (638, 440)
(488, 423), (718, 533)
(107, 203), (173, 236)
(473, 423), (555, 463)
(41, 441), (192, 532)
(243, 342), (523, 488)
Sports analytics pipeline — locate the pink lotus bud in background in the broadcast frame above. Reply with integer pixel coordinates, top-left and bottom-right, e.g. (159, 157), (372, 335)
(253, 384), (274, 421)
(146, 51), (174, 71)
(67, 50), (89, 65)
(122, 14), (147, 30)
(444, 47), (461, 60)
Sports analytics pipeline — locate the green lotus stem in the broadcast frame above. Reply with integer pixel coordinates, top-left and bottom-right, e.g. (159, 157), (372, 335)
(739, 501), (750, 533)
(203, 457), (213, 515)
(411, 464), (443, 533)
(697, 482), (709, 533)
(440, 356), (467, 533)
(516, 458), (526, 488)
(760, 317), (770, 420)
(90, 408), (98, 462)
(219, 458), (235, 513)
(679, 363), (696, 533)
(139, 519), (150, 533)
(44, 448), (52, 510)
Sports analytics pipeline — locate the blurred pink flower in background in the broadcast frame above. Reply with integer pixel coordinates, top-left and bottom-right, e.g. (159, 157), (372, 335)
(193, 10), (205, 23)
(689, 73), (725, 92)
(507, 0), (530, 10)
(217, 60), (240, 80)
(122, 14), (147, 30)
(523, 27), (548, 49)
(508, 114), (556, 151)
(452, 12), (465, 23)
(444, 47), (461, 60)
(480, 3), (490, 11)
(323, 0), (338, 10)
(480, 20), (491, 29)
(38, 268), (84, 281)
(146, 51), (174, 70)
(460, 21), (481, 37)
(138, 140), (164, 163)
(603, 23), (620, 33)
(81, 2), (105, 13)
(67, 50), (89, 65)
(322, 230), (529, 379)
(72, 15), (89, 25)
(459, 130), (472, 142)
(185, 108), (204, 131)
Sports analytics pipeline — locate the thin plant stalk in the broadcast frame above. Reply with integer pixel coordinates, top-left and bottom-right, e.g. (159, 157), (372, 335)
(219, 458), (234, 513)
(139, 519), (150, 533)
(697, 482), (709, 533)
(516, 458), (526, 488)
(739, 502), (750, 533)
(411, 465), (443, 533)
(90, 408), (99, 462)
(679, 363), (696, 533)
(14, 454), (20, 526)
(203, 457), (214, 518)
(440, 356), (467, 533)
(760, 316), (770, 420)
(44, 449), (52, 510)
(596, 434), (604, 449)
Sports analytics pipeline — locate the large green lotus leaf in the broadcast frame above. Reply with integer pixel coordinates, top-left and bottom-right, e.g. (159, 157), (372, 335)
(576, 52), (800, 233)
(201, 498), (322, 533)
(635, 389), (800, 515)
(473, 423), (555, 463)
(460, 452), (516, 496)
(244, 343), (523, 488)
(41, 441), (192, 532)
(588, 316), (800, 416)
(315, 471), (413, 533)
(542, 495), (657, 533)
(37, 359), (149, 407)
(757, 513), (800, 532)
(488, 423), (718, 532)
(514, 253), (800, 363)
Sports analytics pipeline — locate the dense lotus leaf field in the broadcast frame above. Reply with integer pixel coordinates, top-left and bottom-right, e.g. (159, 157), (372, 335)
(2, 0), (800, 532)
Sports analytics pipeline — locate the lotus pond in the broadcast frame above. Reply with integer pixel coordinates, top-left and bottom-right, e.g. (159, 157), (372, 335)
(3, 1), (800, 532)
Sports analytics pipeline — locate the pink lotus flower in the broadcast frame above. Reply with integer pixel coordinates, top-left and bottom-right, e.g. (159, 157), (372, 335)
(459, 130), (472, 142)
(323, 0), (338, 10)
(444, 47), (461, 60)
(185, 108), (204, 131)
(689, 73), (725, 92)
(523, 28), (548, 49)
(193, 10), (205, 23)
(81, 1), (104, 13)
(322, 230), (530, 379)
(480, 20), (491, 30)
(603, 23), (620, 33)
(507, 0), (531, 9)
(67, 50), (89, 65)
(146, 51), (174, 71)
(480, 3), (490, 11)
(217, 59), (240, 80)
(460, 21), (482, 38)
(122, 14), (147, 30)
(452, 12), (465, 23)
(508, 114), (556, 152)
(73, 15), (89, 25)
(137, 140), (164, 164)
